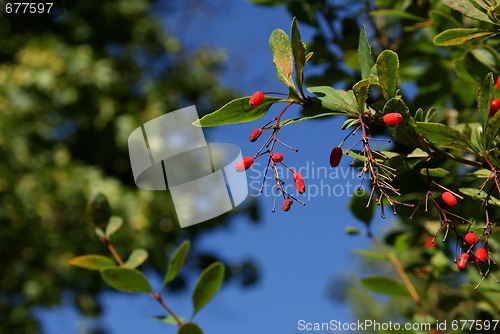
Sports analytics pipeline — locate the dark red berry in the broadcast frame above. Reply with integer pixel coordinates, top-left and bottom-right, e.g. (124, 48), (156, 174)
(282, 198), (293, 212)
(464, 232), (478, 245)
(457, 253), (469, 270)
(383, 112), (403, 125)
(441, 191), (457, 207)
(497, 76), (500, 90)
(249, 128), (263, 142)
(271, 152), (284, 163)
(293, 171), (305, 194)
(474, 248), (487, 262)
(490, 99), (500, 117)
(329, 146), (342, 168)
(234, 156), (254, 172)
(249, 91), (265, 108)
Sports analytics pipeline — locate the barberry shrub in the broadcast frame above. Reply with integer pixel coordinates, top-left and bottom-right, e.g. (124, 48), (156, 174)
(196, 2), (500, 328)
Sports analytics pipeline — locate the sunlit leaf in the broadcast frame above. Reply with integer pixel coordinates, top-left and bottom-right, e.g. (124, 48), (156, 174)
(376, 50), (399, 100)
(306, 86), (359, 116)
(370, 9), (426, 21)
(433, 28), (494, 46)
(124, 248), (148, 269)
(443, 0), (492, 23)
(192, 262), (225, 316)
(151, 315), (185, 325)
(68, 255), (116, 271)
(269, 28), (296, 91)
(419, 168), (450, 178)
(353, 249), (386, 260)
(105, 217), (123, 238)
(100, 267), (152, 293)
(163, 240), (190, 288)
(353, 78), (370, 112)
(194, 96), (281, 127)
(416, 122), (479, 154)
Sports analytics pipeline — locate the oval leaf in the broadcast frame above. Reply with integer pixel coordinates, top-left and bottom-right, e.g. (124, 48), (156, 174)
(105, 216), (123, 237)
(192, 262), (225, 316)
(68, 255), (116, 271)
(433, 28), (494, 46)
(306, 86), (359, 116)
(269, 28), (295, 90)
(177, 322), (204, 334)
(124, 248), (149, 269)
(100, 267), (152, 293)
(443, 0), (492, 23)
(360, 276), (410, 296)
(194, 96), (281, 127)
(358, 25), (372, 80)
(291, 17), (306, 96)
(376, 50), (399, 101)
(348, 190), (373, 226)
(151, 315), (185, 325)
(163, 240), (190, 288)
(86, 192), (111, 229)
(416, 122), (478, 154)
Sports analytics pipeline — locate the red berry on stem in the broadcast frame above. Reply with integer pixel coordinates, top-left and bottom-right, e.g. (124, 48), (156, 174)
(457, 253), (469, 270)
(497, 75), (500, 90)
(464, 232), (478, 245)
(490, 99), (500, 117)
(474, 248), (487, 262)
(329, 146), (342, 168)
(424, 236), (435, 249)
(383, 112), (403, 125)
(293, 171), (305, 194)
(271, 152), (284, 163)
(282, 198), (293, 212)
(249, 128), (263, 142)
(234, 156), (254, 172)
(249, 91), (264, 108)
(441, 191), (457, 207)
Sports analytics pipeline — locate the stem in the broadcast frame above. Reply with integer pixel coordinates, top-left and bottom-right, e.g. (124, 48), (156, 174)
(101, 237), (183, 326)
(367, 230), (424, 314)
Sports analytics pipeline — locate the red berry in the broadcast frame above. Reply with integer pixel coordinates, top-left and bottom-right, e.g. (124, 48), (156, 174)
(271, 152), (284, 163)
(383, 112), (403, 125)
(234, 156), (254, 172)
(457, 253), (469, 270)
(329, 146), (342, 168)
(464, 232), (478, 245)
(282, 198), (293, 212)
(497, 75), (500, 90)
(249, 128), (263, 142)
(474, 248), (487, 262)
(424, 236), (435, 249)
(490, 99), (500, 117)
(293, 171), (305, 194)
(249, 91), (264, 108)
(441, 191), (457, 207)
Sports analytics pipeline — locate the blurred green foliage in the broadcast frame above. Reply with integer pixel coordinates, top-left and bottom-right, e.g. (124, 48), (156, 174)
(0, 1), (259, 333)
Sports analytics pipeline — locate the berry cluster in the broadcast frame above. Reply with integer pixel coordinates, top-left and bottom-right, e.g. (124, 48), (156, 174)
(457, 231), (489, 272)
(234, 91), (306, 212)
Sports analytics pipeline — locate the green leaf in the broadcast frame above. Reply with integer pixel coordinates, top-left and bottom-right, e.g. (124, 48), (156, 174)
(416, 122), (479, 154)
(348, 190), (373, 226)
(342, 117), (361, 130)
(424, 108), (436, 122)
(95, 227), (105, 239)
(192, 262), (225, 317)
(443, 0), (492, 23)
(376, 50), (399, 101)
(194, 96), (281, 127)
(370, 9), (426, 21)
(124, 248), (148, 269)
(177, 322), (204, 334)
(306, 86), (359, 116)
(105, 217), (123, 238)
(344, 227), (361, 235)
(464, 46), (500, 83)
(100, 267), (152, 293)
(86, 192), (111, 229)
(360, 276), (411, 296)
(478, 72), (494, 149)
(68, 255), (116, 271)
(269, 29), (296, 92)
(353, 78), (370, 113)
(291, 17), (306, 97)
(459, 188), (500, 206)
(250, 0), (285, 5)
(485, 107), (500, 152)
(433, 28), (494, 46)
(151, 315), (185, 325)
(353, 249), (386, 260)
(419, 168), (450, 178)
(414, 108), (423, 122)
(163, 240), (190, 288)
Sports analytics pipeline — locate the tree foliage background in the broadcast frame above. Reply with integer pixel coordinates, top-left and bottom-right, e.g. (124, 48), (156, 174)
(1, 0), (500, 333)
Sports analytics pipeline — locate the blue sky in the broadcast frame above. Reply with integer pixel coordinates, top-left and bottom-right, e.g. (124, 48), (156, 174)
(38, 1), (396, 333)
